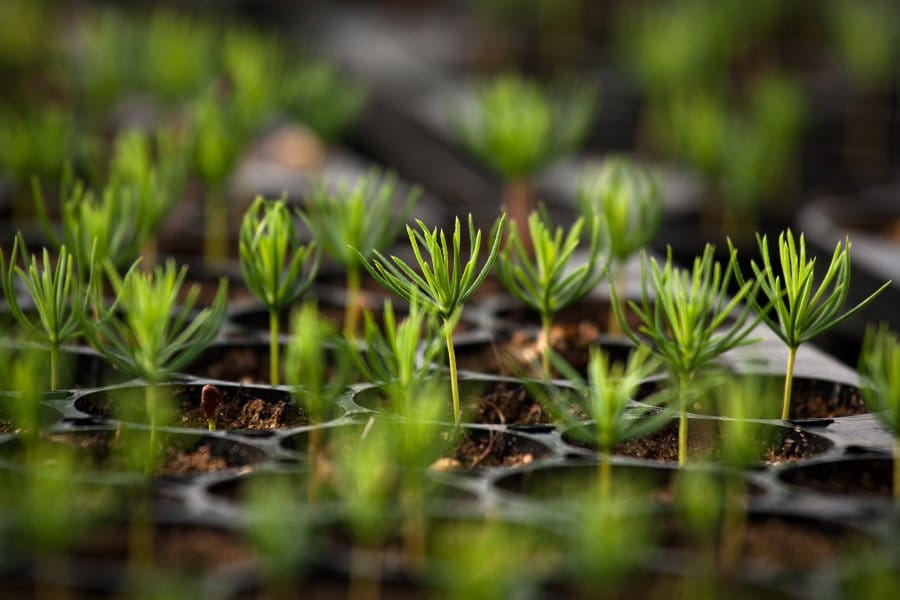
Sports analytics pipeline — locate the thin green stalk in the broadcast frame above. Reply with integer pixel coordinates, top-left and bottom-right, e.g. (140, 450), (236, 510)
(720, 478), (748, 575)
(204, 184), (227, 263)
(540, 313), (552, 378)
(270, 310), (280, 386)
(894, 438), (900, 501)
(145, 384), (158, 477)
(781, 346), (797, 420)
(677, 374), (690, 467)
(608, 264), (626, 335)
(344, 265), (362, 339)
(445, 320), (460, 424)
(598, 452), (612, 501)
(50, 344), (59, 391)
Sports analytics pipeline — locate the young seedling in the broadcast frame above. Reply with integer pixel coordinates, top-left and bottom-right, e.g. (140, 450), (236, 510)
(240, 196), (320, 385)
(352, 297), (444, 414)
(142, 10), (216, 104)
(280, 58), (367, 145)
(222, 27), (283, 133)
(0, 236), (90, 390)
(360, 214), (506, 424)
(576, 157), (662, 333)
(191, 89), (245, 263)
(552, 346), (670, 498)
(859, 325), (900, 499)
(285, 302), (353, 501)
(301, 170), (419, 338)
(82, 260), (227, 470)
(496, 209), (610, 376)
(612, 245), (761, 465)
(453, 75), (596, 243)
(731, 230), (890, 420)
(200, 383), (221, 432)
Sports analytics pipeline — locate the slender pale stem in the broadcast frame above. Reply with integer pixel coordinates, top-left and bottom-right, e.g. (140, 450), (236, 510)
(145, 384), (159, 476)
(607, 263), (625, 336)
(204, 184), (228, 264)
(781, 346), (798, 420)
(894, 437), (900, 501)
(677, 373), (691, 467)
(307, 427), (323, 505)
(50, 343), (59, 391)
(445, 321), (460, 425)
(269, 309), (280, 386)
(598, 451), (612, 500)
(540, 313), (552, 378)
(344, 266), (361, 340)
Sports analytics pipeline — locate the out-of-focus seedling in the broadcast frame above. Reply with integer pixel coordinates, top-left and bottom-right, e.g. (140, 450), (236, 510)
(1, 237), (90, 390)
(577, 157), (662, 333)
(301, 170), (418, 338)
(860, 325), (900, 500)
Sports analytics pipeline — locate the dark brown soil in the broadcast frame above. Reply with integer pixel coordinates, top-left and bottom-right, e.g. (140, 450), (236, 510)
(0, 417), (14, 434)
(788, 378), (867, 419)
(455, 328), (634, 378)
(737, 517), (864, 573)
(779, 457), (892, 496)
(187, 344), (277, 385)
(459, 380), (586, 426)
(496, 297), (646, 337)
(566, 420), (830, 464)
(75, 524), (254, 571)
(439, 428), (546, 470)
(8, 430), (263, 476)
(174, 386), (306, 430)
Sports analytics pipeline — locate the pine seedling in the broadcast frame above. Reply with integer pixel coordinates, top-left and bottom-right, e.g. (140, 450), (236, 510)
(352, 297), (444, 414)
(577, 158), (662, 332)
(612, 245), (762, 465)
(859, 325), (900, 499)
(552, 346), (670, 497)
(142, 10), (216, 103)
(301, 170), (419, 338)
(453, 75), (596, 241)
(360, 214), (506, 424)
(0, 236), (90, 390)
(496, 209), (610, 376)
(222, 27), (283, 133)
(240, 196), (320, 385)
(731, 230), (890, 420)
(82, 260), (226, 466)
(281, 58), (367, 144)
(191, 89), (245, 263)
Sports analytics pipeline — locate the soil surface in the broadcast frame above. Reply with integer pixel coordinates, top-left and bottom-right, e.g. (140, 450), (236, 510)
(787, 378), (867, 419)
(5, 430), (263, 476)
(174, 385), (306, 430)
(443, 428), (545, 469)
(779, 457), (892, 496)
(565, 420), (829, 464)
(458, 380), (586, 426)
(455, 328), (634, 378)
(77, 385), (307, 430)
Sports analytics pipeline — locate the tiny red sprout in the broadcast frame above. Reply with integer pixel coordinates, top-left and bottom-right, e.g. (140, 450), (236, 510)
(201, 384), (221, 431)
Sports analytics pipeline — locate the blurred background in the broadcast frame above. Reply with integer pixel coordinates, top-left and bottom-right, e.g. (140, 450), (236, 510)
(1, 0), (898, 364)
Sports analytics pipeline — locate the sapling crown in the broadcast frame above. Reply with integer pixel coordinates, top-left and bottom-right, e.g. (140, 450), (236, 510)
(859, 325), (900, 499)
(453, 75), (597, 180)
(577, 158), (662, 264)
(731, 229), (890, 420)
(496, 209), (610, 376)
(301, 170), (419, 338)
(240, 195), (320, 385)
(280, 58), (367, 144)
(83, 259), (227, 384)
(360, 214), (506, 424)
(0, 235), (90, 390)
(612, 244), (762, 465)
